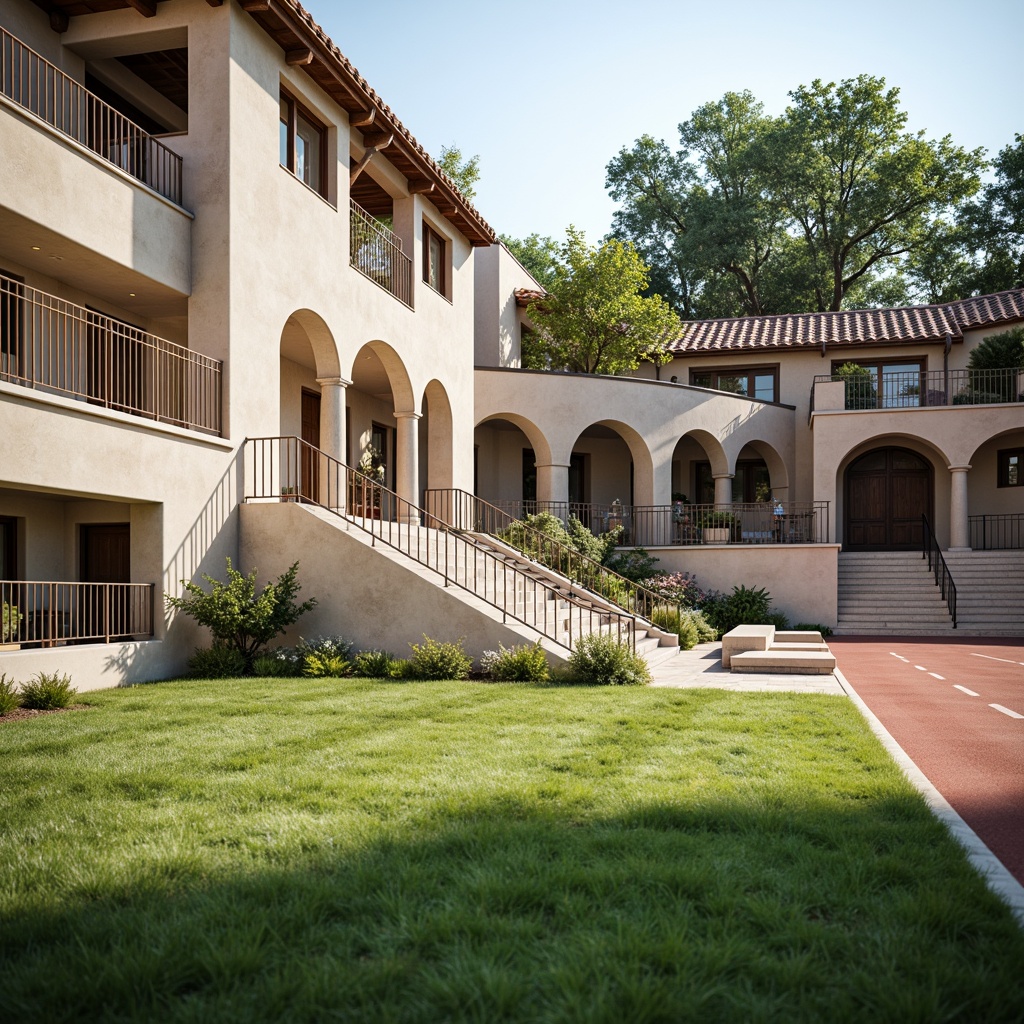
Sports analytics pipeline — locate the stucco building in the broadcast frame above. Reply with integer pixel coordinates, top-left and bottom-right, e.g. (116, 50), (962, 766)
(2, 0), (1022, 690)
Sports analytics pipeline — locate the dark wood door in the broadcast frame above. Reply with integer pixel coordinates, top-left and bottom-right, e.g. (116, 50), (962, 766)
(845, 448), (931, 550)
(300, 389), (321, 501)
(80, 524), (131, 641)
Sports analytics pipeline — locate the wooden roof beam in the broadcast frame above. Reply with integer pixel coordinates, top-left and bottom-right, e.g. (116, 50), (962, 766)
(48, 9), (70, 32)
(349, 109), (376, 128)
(361, 131), (393, 151)
(407, 179), (435, 195)
(240, 1), (271, 10)
(206, 1), (225, 6)
(124, 0), (158, 15)
(285, 48), (314, 65)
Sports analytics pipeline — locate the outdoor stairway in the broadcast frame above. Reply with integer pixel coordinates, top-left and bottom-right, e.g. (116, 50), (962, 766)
(836, 552), (955, 635)
(944, 550), (1024, 635)
(299, 505), (679, 667)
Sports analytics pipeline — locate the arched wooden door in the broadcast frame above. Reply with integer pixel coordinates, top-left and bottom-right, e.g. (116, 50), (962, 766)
(845, 447), (932, 550)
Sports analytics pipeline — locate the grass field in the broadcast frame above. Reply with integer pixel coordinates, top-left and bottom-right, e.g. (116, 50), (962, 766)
(1, 677), (1022, 1022)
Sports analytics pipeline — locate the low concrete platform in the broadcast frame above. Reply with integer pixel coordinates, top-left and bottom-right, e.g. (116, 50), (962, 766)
(730, 648), (837, 674)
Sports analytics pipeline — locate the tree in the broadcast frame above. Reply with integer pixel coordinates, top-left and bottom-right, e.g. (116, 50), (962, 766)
(607, 76), (985, 318)
(437, 144), (480, 201)
(523, 227), (680, 374)
(499, 232), (560, 288)
(166, 559), (317, 671)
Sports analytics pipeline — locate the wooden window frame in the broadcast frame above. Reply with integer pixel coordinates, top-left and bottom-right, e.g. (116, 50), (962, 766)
(829, 356), (927, 409)
(279, 87), (328, 199)
(422, 221), (449, 299)
(997, 447), (1024, 488)
(689, 364), (779, 403)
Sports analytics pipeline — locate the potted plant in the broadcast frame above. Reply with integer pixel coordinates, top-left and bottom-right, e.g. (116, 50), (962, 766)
(352, 444), (385, 517)
(696, 509), (735, 544)
(281, 485), (298, 502)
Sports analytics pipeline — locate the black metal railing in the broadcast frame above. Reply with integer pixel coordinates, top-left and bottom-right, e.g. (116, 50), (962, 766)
(1, 580), (154, 645)
(350, 201), (413, 308)
(922, 515), (957, 627)
(815, 367), (1023, 411)
(1, 27), (183, 205)
(246, 437), (644, 652)
(424, 488), (683, 627)
(968, 514), (1024, 550)
(479, 498), (829, 546)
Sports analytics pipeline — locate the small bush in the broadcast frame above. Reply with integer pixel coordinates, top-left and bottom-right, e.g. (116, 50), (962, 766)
(645, 571), (714, 609)
(565, 634), (651, 686)
(302, 653), (352, 678)
(687, 609), (719, 643)
(793, 622), (834, 638)
(186, 645), (247, 679)
(764, 611), (790, 630)
(2, 601), (22, 643)
(408, 636), (472, 680)
(705, 584), (777, 635)
(251, 649), (300, 677)
(650, 605), (698, 649)
(388, 658), (414, 680)
(483, 642), (550, 682)
(352, 650), (396, 678)
(604, 546), (659, 583)
(0, 674), (20, 714)
(20, 672), (77, 710)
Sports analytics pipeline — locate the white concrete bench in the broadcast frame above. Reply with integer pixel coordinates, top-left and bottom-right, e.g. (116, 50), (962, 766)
(721, 625), (775, 668)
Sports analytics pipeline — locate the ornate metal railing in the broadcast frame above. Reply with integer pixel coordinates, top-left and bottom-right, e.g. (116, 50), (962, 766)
(1, 580), (154, 645)
(349, 201), (413, 308)
(1, 27), (183, 205)
(481, 498), (829, 546)
(1, 272), (221, 434)
(246, 437), (644, 652)
(921, 515), (957, 627)
(968, 513), (1024, 550)
(815, 367), (1023, 410)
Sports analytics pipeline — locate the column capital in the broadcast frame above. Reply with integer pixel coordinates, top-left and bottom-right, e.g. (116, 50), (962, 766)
(316, 376), (351, 388)
(394, 410), (422, 422)
(947, 464), (972, 473)
(712, 472), (735, 481)
(534, 462), (571, 470)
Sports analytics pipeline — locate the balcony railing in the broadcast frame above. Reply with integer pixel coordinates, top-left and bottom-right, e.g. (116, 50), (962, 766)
(969, 514), (1024, 550)
(1, 27), (183, 205)
(349, 201), (413, 308)
(815, 367), (1024, 411)
(1, 581), (154, 646)
(1, 272), (221, 435)
(467, 499), (830, 546)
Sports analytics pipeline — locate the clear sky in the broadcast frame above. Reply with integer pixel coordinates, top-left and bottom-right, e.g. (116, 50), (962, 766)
(314, 0), (1023, 244)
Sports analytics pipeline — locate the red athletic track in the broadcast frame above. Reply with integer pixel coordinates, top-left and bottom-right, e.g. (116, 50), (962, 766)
(831, 637), (1024, 885)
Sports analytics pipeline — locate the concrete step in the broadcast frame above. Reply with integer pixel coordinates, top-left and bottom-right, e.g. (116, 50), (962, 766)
(729, 649), (836, 674)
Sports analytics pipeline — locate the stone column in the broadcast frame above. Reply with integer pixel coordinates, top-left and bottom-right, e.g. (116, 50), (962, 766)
(948, 464), (972, 550)
(713, 473), (734, 508)
(316, 376), (349, 509)
(535, 462), (570, 507)
(395, 411), (422, 525)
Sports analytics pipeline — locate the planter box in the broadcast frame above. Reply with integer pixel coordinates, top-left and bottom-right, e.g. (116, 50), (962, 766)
(702, 527), (730, 544)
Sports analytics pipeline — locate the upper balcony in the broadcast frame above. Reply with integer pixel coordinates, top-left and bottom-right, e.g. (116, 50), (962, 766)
(1, 271), (221, 435)
(349, 199), (413, 309)
(1, 26), (183, 206)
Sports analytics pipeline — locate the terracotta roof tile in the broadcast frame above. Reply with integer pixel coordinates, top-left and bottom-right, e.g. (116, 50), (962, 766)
(514, 287), (545, 308)
(668, 289), (1024, 354)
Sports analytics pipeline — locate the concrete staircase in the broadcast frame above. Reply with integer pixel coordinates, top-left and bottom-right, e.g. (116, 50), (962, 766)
(837, 552), (955, 635)
(944, 550), (1024, 635)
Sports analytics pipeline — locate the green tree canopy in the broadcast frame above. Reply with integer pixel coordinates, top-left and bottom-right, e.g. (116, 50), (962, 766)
(500, 232), (560, 288)
(607, 76), (986, 318)
(523, 227), (681, 375)
(437, 144), (480, 201)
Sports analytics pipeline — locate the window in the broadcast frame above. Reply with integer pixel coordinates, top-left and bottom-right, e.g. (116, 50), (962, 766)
(0, 517), (17, 579)
(695, 460), (771, 504)
(691, 366), (778, 403)
(279, 89), (326, 197)
(830, 358), (926, 409)
(422, 222), (447, 297)
(998, 448), (1023, 487)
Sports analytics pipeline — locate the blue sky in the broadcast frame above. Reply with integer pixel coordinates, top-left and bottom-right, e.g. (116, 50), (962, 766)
(315, 0), (1023, 244)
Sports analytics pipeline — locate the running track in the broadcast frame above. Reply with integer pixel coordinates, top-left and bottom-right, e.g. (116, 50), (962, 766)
(830, 637), (1024, 886)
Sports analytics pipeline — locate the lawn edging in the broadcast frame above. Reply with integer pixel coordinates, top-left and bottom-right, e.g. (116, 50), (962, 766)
(836, 667), (1024, 927)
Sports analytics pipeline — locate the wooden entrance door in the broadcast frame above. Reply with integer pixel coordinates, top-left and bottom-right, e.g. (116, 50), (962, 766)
(80, 524), (130, 640)
(300, 389), (321, 502)
(845, 448), (932, 550)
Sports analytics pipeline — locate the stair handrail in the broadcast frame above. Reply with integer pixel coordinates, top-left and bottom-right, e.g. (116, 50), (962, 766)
(921, 514), (957, 627)
(244, 437), (642, 652)
(423, 488), (684, 632)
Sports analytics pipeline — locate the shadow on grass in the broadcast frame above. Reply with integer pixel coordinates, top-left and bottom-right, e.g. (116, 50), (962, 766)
(4, 794), (1023, 1024)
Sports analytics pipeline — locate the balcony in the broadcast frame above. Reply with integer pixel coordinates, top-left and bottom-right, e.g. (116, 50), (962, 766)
(0, 27), (183, 205)
(1, 272), (222, 435)
(349, 200), (413, 308)
(814, 367), (1024, 412)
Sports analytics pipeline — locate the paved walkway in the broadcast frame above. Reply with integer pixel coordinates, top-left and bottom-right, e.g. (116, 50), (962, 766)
(649, 642), (845, 694)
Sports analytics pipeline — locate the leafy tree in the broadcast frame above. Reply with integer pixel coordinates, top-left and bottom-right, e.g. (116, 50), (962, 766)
(607, 76), (985, 317)
(437, 144), (480, 201)
(523, 227), (680, 374)
(965, 327), (1024, 402)
(500, 232), (560, 288)
(166, 559), (317, 671)
(834, 362), (878, 410)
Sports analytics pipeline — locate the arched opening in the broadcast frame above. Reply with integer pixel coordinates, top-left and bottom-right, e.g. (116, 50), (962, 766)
(420, 379), (454, 494)
(670, 429), (729, 504)
(844, 446), (933, 550)
(473, 414), (552, 517)
(967, 426), (1024, 549)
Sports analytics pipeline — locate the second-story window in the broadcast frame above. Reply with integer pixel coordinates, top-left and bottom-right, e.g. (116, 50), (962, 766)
(691, 366), (778, 403)
(280, 89), (326, 197)
(423, 222), (447, 297)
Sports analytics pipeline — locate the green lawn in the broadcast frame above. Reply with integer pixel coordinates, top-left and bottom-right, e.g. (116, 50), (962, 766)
(1, 678), (1021, 1023)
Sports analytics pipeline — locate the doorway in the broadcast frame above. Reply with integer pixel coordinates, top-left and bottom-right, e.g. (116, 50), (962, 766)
(80, 523), (131, 641)
(845, 447), (932, 550)
(300, 388), (321, 501)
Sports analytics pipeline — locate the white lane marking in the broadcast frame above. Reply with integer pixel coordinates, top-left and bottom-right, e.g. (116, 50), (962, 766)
(890, 653), (909, 661)
(990, 704), (1024, 720)
(954, 685), (980, 697)
(970, 653), (1024, 666)
(929, 673), (946, 680)
(914, 665), (928, 672)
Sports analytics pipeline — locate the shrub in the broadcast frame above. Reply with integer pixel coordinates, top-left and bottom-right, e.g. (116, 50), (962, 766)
(296, 636), (354, 678)
(688, 609), (719, 643)
(2, 601), (22, 643)
(793, 622), (834, 638)
(0, 673), (20, 714)
(604, 546), (659, 583)
(20, 672), (77, 710)
(388, 658), (414, 680)
(764, 611), (790, 630)
(651, 605), (699, 649)
(704, 584), (776, 635)
(565, 633), (651, 686)
(483, 642), (550, 682)
(645, 571), (715, 609)
(166, 559), (317, 672)
(251, 649), (300, 677)
(186, 645), (247, 679)
(408, 636), (472, 680)
(352, 650), (396, 678)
